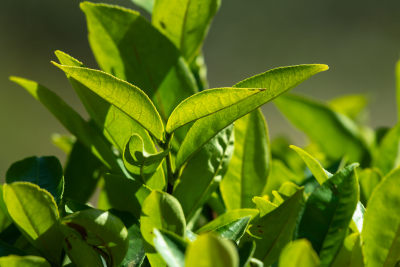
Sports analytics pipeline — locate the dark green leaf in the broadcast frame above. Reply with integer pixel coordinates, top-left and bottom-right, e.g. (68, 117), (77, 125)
(220, 110), (270, 209)
(121, 221), (146, 267)
(238, 241), (256, 267)
(63, 140), (103, 203)
(6, 156), (64, 203)
(102, 174), (151, 218)
(173, 125), (234, 220)
(297, 164), (359, 266)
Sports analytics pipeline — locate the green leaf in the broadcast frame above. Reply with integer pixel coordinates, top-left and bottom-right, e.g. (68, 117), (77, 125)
(329, 94), (368, 122)
(152, 0), (220, 62)
(243, 189), (304, 266)
(197, 209), (258, 232)
(53, 63), (165, 141)
(131, 0), (153, 13)
(362, 167), (400, 266)
(220, 110), (270, 210)
(173, 125), (234, 220)
(358, 168), (382, 205)
(212, 216), (251, 242)
(123, 134), (167, 189)
(3, 182), (62, 263)
(9, 76), (118, 170)
(252, 196), (279, 216)
(80, 2), (198, 120)
(274, 94), (369, 163)
(168, 65), (328, 133)
(61, 209), (129, 266)
(372, 122), (400, 175)
(175, 64), (328, 168)
(0, 255), (50, 267)
(297, 164), (359, 266)
(290, 145), (331, 184)
(279, 239), (320, 267)
(55, 51), (161, 168)
(140, 191), (186, 266)
(61, 227), (103, 267)
(263, 160), (303, 196)
(185, 233), (239, 267)
(102, 174), (151, 218)
(51, 134), (75, 154)
(63, 140), (103, 203)
(121, 221), (146, 267)
(238, 241), (256, 267)
(0, 186), (12, 233)
(331, 233), (364, 267)
(6, 156), (64, 203)
(153, 229), (187, 267)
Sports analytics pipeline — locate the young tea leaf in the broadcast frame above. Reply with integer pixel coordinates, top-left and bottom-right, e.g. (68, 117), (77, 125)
(80, 2), (198, 120)
(220, 110), (270, 210)
(152, 0), (221, 62)
(174, 64), (328, 168)
(53, 63), (165, 141)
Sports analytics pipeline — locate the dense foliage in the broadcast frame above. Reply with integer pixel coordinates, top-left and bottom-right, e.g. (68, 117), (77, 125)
(3, 0), (400, 266)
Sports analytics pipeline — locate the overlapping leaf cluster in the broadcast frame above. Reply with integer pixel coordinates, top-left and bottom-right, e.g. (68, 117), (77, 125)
(3, 0), (400, 266)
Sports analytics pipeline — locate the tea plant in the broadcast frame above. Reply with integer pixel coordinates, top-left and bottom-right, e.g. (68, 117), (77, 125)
(3, 0), (400, 266)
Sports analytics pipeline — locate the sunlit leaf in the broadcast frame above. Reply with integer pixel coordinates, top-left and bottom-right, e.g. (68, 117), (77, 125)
(175, 64), (328, 168)
(152, 0), (221, 62)
(185, 233), (239, 267)
(173, 125), (234, 220)
(279, 239), (320, 267)
(362, 167), (400, 266)
(221, 110), (270, 210)
(3, 182), (62, 263)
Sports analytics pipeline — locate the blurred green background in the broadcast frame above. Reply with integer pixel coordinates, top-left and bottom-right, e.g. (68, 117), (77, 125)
(1, 0), (400, 176)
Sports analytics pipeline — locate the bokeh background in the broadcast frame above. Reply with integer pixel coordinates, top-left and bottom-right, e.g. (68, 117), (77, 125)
(1, 0), (400, 176)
